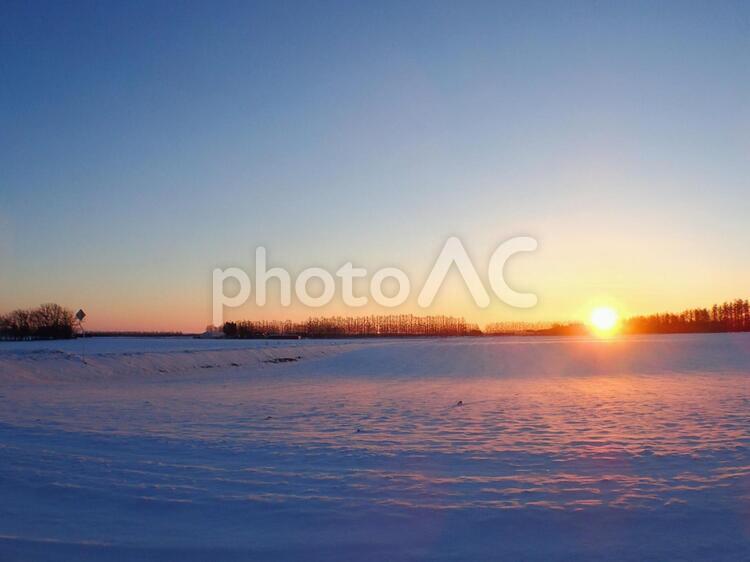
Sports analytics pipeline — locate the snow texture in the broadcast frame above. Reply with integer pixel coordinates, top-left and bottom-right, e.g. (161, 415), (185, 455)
(1, 334), (750, 560)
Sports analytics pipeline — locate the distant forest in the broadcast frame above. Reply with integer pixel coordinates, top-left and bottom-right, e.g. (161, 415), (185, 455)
(222, 315), (482, 338)
(2, 299), (750, 341)
(226, 299), (750, 338)
(0, 303), (75, 340)
(622, 298), (750, 334)
(485, 299), (750, 336)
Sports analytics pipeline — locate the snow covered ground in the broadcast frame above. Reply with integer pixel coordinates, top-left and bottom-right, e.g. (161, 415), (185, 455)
(1, 334), (749, 560)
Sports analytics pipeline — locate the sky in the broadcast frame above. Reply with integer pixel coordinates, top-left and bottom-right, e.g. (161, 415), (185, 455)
(1, 1), (749, 332)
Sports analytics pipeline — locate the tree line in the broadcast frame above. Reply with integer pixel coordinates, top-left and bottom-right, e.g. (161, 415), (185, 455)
(484, 299), (750, 336)
(0, 303), (76, 340)
(3, 298), (749, 341)
(622, 299), (750, 334)
(484, 321), (557, 335)
(223, 314), (482, 338)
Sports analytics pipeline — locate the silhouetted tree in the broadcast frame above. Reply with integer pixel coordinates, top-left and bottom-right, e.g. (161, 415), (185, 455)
(0, 303), (75, 340)
(222, 322), (238, 338)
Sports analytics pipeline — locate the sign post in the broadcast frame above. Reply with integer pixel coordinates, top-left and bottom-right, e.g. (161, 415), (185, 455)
(76, 309), (87, 364)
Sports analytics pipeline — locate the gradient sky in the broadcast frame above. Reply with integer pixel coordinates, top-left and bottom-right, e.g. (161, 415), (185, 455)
(1, 1), (749, 331)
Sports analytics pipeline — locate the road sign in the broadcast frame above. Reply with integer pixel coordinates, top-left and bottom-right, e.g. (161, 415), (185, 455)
(76, 309), (87, 364)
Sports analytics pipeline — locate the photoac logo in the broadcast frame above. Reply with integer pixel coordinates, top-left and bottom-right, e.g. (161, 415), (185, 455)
(212, 236), (537, 326)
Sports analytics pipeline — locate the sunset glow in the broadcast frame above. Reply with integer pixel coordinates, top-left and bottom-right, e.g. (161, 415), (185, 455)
(2, 3), (750, 560)
(590, 306), (619, 334)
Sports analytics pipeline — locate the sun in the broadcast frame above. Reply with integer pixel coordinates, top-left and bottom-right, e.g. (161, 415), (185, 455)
(590, 306), (619, 334)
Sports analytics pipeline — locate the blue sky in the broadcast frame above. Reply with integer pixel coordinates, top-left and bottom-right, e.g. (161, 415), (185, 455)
(1, 1), (748, 330)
